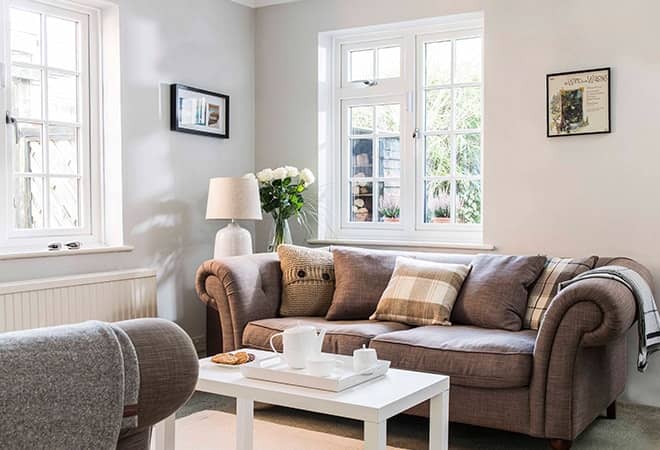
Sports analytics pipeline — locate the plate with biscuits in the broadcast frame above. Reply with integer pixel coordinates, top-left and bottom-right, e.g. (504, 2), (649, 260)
(210, 351), (256, 368)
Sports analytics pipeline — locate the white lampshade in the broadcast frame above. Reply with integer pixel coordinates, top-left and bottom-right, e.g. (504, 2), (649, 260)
(206, 177), (263, 220)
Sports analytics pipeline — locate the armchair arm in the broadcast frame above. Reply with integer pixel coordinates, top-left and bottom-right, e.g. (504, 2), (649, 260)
(195, 253), (282, 351)
(529, 277), (637, 439)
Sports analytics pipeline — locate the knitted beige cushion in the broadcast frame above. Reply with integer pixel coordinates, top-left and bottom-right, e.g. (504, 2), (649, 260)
(278, 245), (335, 317)
(370, 257), (471, 326)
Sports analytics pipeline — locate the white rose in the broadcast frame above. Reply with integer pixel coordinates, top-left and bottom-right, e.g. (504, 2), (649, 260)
(300, 168), (315, 186)
(285, 166), (299, 178)
(272, 167), (288, 180)
(256, 168), (274, 183)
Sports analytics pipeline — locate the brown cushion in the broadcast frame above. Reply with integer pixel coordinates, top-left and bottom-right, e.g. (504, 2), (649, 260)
(451, 254), (547, 331)
(524, 256), (597, 330)
(277, 245), (335, 317)
(242, 317), (409, 356)
(370, 257), (471, 326)
(370, 325), (537, 388)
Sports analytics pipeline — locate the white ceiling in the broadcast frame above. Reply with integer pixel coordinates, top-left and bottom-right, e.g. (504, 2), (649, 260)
(231, 0), (300, 8)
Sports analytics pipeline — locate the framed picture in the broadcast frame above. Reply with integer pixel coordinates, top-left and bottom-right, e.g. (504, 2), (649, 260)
(546, 67), (610, 137)
(170, 84), (229, 139)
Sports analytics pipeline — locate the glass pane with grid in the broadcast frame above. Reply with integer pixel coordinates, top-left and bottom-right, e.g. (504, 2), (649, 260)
(347, 103), (401, 223)
(423, 36), (482, 225)
(9, 5), (83, 231)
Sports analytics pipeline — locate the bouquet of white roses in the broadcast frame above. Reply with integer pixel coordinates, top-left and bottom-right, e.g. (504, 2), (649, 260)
(252, 166), (315, 250)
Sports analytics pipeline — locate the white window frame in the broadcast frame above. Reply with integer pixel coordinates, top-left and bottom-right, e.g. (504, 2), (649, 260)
(318, 13), (484, 245)
(0, 0), (116, 253)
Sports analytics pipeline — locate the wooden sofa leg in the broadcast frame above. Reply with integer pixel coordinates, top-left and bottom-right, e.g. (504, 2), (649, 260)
(548, 439), (572, 450)
(606, 401), (617, 419)
(206, 304), (222, 356)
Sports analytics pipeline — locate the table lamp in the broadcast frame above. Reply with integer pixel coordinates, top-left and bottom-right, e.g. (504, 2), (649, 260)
(206, 177), (263, 258)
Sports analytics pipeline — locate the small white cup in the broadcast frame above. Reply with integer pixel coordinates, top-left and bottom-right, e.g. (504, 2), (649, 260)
(353, 345), (378, 373)
(306, 357), (340, 377)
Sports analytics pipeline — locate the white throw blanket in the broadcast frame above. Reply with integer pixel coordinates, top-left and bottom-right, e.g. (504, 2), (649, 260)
(0, 321), (139, 449)
(559, 265), (660, 372)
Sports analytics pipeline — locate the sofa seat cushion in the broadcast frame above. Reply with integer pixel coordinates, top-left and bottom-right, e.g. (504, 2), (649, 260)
(243, 317), (410, 356)
(370, 325), (537, 388)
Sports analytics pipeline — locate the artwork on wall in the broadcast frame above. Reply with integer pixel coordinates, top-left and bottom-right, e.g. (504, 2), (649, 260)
(546, 68), (610, 137)
(170, 84), (229, 139)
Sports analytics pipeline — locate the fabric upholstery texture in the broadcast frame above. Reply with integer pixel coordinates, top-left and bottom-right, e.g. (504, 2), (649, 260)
(524, 256), (597, 330)
(277, 244), (335, 317)
(452, 254), (546, 331)
(242, 317), (409, 355)
(371, 325), (537, 388)
(370, 257), (471, 326)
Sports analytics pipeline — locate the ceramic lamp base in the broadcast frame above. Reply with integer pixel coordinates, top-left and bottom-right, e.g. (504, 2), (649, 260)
(214, 221), (253, 258)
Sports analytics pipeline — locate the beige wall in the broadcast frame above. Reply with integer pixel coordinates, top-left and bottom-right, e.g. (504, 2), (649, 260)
(255, 0), (660, 406)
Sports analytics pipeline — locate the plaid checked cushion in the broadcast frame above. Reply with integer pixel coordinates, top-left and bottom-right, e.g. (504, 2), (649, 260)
(524, 256), (598, 330)
(370, 257), (471, 326)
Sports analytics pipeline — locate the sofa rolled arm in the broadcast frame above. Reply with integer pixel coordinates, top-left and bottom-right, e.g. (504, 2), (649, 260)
(114, 319), (198, 431)
(195, 253), (282, 351)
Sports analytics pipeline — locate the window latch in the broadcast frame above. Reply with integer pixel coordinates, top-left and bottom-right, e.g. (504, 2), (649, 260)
(413, 128), (420, 139)
(6, 112), (18, 144)
(354, 79), (378, 87)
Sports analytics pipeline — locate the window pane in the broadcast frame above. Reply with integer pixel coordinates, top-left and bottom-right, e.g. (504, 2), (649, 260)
(350, 106), (373, 135)
(455, 86), (481, 130)
(350, 49), (373, 82)
(456, 133), (481, 176)
(47, 16), (77, 71)
(456, 180), (481, 224)
(425, 180), (451, 224)
(378, 181), (400, 222)
(351, 139), (372, 177)
(455, 37), (481, 83)
(48, 73), (78, 122)
(49, 126), (78, 175)
(49, 177), (79, 228)
(350, 181), (373, 222)
(377, 47), (400, 79)
(10, 9), (41, 65)
(376, 104), (400, 133)
(12, 66), (42, 119)
(426, 89), (451, 131)
(14, 123), (43, 173)
(425, 135), (451, 177)
(379, 137), (400, 177)
(425, 41), (451, 86)
(14, 176), (45, 229)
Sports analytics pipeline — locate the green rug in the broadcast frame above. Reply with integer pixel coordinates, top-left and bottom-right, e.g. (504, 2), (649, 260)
(178, 392), (660, 449)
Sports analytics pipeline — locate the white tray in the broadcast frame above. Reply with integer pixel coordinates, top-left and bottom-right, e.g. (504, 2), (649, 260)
(239, 353), (390, 392)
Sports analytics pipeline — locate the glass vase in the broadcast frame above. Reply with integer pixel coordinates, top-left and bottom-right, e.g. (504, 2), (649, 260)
(268, 215), (292, 252)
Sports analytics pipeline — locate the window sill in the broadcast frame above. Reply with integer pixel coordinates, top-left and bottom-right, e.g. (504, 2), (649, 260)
(0, 245), (134, 261)
(307, 238), (495, 251)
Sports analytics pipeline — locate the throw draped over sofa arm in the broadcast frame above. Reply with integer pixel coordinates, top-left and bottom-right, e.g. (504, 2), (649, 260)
(196, 253), (282, 352)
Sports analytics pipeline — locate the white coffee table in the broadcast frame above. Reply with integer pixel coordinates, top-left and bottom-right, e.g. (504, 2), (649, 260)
(154, 349), (450, 450)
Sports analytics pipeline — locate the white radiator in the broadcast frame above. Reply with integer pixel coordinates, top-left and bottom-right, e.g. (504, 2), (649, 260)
(0, 269), (158, 333)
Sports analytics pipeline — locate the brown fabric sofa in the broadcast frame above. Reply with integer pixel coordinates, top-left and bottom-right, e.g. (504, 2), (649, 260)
(195, 249), (651, 449)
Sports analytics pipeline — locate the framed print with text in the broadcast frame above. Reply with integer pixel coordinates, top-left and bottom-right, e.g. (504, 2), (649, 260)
(170, 84), (229, 139)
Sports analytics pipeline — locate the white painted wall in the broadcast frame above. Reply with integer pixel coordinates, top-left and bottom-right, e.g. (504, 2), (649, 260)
(0, 0), (256, 343)
(255, 0), (660, 406)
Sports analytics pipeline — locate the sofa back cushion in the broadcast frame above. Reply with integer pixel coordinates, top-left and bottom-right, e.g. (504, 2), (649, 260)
(277, 245), (335, 317)
(524, 256), (597, 330)
(325, 246), (473, 320)
(452, 254), (547, 331)
(370, 257), (471, 326)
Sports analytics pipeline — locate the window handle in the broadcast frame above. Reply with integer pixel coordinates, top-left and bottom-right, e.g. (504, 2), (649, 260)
(6, 112), (18, 144)
(413, 128), (420, 139)
(353, 79), (378, 87)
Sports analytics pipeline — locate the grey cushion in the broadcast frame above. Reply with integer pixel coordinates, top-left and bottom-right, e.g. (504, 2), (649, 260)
(370, 325), (538, 388)
(452, 254), (547, 331)
(242, 317), (410, 355)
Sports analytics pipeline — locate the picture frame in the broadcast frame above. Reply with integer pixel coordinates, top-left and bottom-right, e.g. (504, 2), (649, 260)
(546, 67), (610, 137)
(170, 84), (229, 139)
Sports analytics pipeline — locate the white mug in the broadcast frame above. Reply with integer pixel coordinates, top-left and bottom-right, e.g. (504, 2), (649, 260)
(353, 345), (378, 373)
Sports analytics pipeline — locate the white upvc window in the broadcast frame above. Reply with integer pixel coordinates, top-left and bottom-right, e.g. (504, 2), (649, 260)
(318, 14), (484, 245)
(0, 0), (106, 252)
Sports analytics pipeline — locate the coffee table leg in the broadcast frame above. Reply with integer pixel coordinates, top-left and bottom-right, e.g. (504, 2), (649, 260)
(363, 420), (386, 450)
(429, 389), (449, 450)
(236, 398), (255, 450)
(153, 413), (175, 450)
